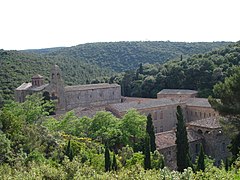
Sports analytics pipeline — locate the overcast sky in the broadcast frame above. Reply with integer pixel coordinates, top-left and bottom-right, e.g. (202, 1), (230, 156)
(0, 0), (239, 50)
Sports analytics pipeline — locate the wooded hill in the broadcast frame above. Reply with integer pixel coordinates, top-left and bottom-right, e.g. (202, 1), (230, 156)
(25, 41), (231, 72)
(111, 41), (240, 98)
(1, 41), (230, 106)
(0, 50), (111, 106)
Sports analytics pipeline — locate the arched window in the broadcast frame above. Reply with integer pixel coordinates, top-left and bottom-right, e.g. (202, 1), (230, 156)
(197, 129), (203, 134)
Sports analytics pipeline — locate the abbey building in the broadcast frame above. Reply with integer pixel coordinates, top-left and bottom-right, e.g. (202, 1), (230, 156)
(15, 65), (121, 111)
(15, 65), (230, 169)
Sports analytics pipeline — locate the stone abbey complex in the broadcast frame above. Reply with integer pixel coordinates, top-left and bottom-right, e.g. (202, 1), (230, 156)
(15, 65), (121, 111)
(15, 65), (230, 169)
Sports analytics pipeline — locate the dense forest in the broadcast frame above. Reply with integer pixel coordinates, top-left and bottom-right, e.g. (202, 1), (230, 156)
(111, 41), (240, 98)
(25, 41), (231, 72)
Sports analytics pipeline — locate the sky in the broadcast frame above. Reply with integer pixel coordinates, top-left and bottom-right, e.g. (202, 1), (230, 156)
(0, 0), (240, 50)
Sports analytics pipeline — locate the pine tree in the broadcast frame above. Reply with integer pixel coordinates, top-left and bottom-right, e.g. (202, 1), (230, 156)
(175, 105), (191, 172)
(105, 144), (111, 172)
(144, 134), (151, 170)
(146, 113), (156, 153)
(112, 152), (118, 171)
(196, 144), (205, 172)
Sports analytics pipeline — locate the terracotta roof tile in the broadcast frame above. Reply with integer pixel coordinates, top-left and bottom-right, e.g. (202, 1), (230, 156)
(186, 98), (211, 107)
(188, 117), (221, 129)
(108, 98), (181, 112)
(65, 83), (120, 92)
(157, 89), (198, 95)
(155, 129), (203, 150)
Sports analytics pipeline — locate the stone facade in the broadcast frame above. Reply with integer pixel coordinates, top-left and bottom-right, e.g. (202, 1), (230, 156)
(15, 67), (230, 169)
(15, 65), (121, 111)
(107, 90), (230, 169)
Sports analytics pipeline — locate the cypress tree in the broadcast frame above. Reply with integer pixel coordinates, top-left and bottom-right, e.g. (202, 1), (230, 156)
(105, 144), (111, 172)
(225, 158), (229, 171)
(146, 113), (156, 152)
(175, 105), (191, 172)
(196, 144), (205, 172)
(112, 152), (118, 171)
(66, 140), (74, 161)
(139, 63), (143, 74)
(144, 134), (151, 170)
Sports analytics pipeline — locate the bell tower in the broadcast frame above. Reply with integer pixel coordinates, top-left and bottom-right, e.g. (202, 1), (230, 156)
(46, 64), (66, 110)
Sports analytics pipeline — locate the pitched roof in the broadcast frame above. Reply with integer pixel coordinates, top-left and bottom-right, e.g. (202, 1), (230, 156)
(186, 98), (211, 108)
(65, 83), (120, 92)
(30, 83), (49, 91)
(16, 82), (32, 90)
(157, 89), (198, 95)
(32, 74), (43, 79)
(155, 129), (203, 150)
(188, 117), (221, 129)
(108, 98), (180, 113)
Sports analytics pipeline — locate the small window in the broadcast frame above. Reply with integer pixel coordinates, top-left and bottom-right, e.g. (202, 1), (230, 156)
(167, 151), (171, 156)
(195, 112), (198, 117)
(155, 127), (158, 133)
(197, 129), (203, 134)
(204, 112), (206, 118)
(154, 111), (157, 120)
(160, 111), (163, 119)
(222, 143), (225, 152)
(209, 113), (211, 117)
(160, 126), (163, 132)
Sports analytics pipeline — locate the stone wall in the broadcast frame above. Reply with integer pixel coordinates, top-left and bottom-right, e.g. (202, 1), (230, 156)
(188, 125), (231, 166)
(185, 106), (218, 122)
(65, 86), (121, 110)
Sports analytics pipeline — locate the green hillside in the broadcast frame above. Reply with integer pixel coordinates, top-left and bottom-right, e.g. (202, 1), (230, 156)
(110, 41), (240, 98)
(0, 41), (233, 106)
(26, 41), (231, 72)
(0, 50), (112, 106)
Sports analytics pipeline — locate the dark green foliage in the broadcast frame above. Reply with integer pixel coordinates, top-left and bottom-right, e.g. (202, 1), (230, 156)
(105, 145), (111, 172)
(175, 105), (191, 172)
(66, 140), (74, 161)
(196, 144), (205, 172)
(225, 158), (229, 171)
(112, 152), (117, 171)
(139, 63), (143, 74)
(144, 135), (151, 170)
(146, 114), (156, 153)
(151, 150), (165, 169)
(229, 132), (240, 162)
(110, 41), (240, 98)
(25, 41), (230, 72)
(209, 65), (240, 163)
